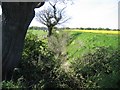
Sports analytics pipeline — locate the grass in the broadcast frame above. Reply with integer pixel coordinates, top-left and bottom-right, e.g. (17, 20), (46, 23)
(28, 29), (47, 39)
(27, 29), (119, 60)
(67, 31), (118, 60)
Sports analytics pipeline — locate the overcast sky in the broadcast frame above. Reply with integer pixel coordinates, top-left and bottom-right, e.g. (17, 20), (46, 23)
(0, 0), (119, 29)
(30, 0), (119, 29)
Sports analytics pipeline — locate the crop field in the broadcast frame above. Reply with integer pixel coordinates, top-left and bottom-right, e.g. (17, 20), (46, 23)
(28, 29), (119, 60)
(67, 31), (118, 60)
(65, 29), (120, 35)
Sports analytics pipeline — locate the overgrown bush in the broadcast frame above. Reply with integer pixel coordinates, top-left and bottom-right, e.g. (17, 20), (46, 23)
(2, 32), (55, 88)
(2, 31), (119, 89)
(2, 31), (81, 89)
(47, 31), (82, 89)
(72, 47), (120, 88)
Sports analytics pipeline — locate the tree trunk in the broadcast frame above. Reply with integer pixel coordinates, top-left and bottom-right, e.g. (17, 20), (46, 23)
(2, 2), (39, 80)
(48, 27), (53, 37)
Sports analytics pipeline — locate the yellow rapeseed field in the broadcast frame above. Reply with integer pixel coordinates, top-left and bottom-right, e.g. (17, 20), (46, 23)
(65, 30), (120, 35)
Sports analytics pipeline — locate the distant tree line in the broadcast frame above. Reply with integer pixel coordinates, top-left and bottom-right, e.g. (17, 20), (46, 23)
(29, 26), (119, 31)
(29, 26), (47, 31)
(65, 27), (118, 31)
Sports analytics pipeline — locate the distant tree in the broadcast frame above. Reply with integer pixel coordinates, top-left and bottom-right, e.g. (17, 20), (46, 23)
(105, 28), (111, 30)
(86, 27), (92, 30)
(94, 28), (98, 30)
(76, 28), (79, 29)
(65, 27), (70, 29)
(36, 1), (70, 36)
(116, 29), (119, 30)
(80, 27), (84, 30)
(29, 26), (34, 30)
(97, 27), (104, 30)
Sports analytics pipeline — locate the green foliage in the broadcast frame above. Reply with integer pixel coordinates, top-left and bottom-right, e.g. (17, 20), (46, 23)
(72, 47), (120, 88)
(67, 32), (118, 59)
(18, 32), (55, 88)
(2, 32), (55, 88)
(2, 80), (20, 88)
(45, 31), (81, 89)
(2, 31), (80, 89)
(48, 31), (69, 58)
(2, 30), (119, 89)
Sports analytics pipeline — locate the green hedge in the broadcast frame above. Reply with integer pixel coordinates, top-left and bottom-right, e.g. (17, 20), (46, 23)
(2, 32), (120, 89)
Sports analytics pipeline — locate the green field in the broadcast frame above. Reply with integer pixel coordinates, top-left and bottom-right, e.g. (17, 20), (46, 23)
(67, 31), (118, 60)
(27, 29), (118, 60)
(3, 29), (118, 88)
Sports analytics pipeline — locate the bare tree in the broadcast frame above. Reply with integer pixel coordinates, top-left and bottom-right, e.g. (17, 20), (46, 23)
(36, 1), (70, 36)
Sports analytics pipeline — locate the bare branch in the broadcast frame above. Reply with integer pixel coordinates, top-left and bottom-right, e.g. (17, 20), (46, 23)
(35, 1), (70, 36)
